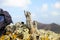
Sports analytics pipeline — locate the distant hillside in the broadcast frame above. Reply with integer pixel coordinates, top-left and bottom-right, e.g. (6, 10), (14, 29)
(37, 22), (60, 33)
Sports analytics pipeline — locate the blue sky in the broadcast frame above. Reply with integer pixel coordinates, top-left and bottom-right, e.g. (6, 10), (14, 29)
(0, 0), (60, 24)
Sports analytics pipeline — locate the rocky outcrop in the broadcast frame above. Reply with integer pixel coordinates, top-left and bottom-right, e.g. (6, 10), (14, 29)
(37, 22), (60, 33)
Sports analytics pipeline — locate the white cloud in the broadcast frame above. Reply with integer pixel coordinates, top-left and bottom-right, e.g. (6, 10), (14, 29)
(51, 12), (59, 16)
(2, 0), (31, 8)
(52, 2), (60, 9)
(41, 4), (48, 12)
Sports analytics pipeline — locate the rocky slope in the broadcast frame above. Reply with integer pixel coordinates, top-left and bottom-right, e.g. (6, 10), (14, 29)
(37, 22), (60, 33)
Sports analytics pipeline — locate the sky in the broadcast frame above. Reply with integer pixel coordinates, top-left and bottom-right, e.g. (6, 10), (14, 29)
(0, 0), (60, 24)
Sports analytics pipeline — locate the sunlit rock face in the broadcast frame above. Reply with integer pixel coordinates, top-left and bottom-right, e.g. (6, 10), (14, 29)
(0, 11), (60, 40)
